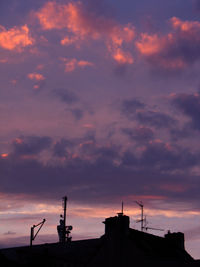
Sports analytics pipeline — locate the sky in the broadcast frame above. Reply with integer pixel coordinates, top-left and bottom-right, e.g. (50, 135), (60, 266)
(1, 0), (200, 259)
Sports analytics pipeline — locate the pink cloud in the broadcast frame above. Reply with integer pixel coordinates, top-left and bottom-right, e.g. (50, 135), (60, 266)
(0, 25), (33, 51)
(27, 72), (45, 81)
(0, 58), (8, 63)
(160, 183), (188, 193)
(35, 1), (135, 64)
(136, 33), (163, 56)
(126, 194), (167, 201)
(1, 153), (8, 159)
(110, 48), (134, 64)
(36, 64), (45, 70)
(136, 17), (200, 70)
(61, 58), (94, 72)
(170, 17), (200, 32)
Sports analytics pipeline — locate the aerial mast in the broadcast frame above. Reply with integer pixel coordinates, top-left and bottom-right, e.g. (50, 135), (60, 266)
(135, 201), (164, 232)
(57, 196), (73, 243)
(135, 201), (145, 231)
(63, 196), (67, 237)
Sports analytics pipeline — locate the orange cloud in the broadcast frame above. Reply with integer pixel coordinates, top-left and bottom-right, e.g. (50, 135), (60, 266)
(36, 1), (135, 64)
(36, 1), (98, 37)
(61, 58), (94, 72)
(61, 36), (79, 46)
(77, 60), (94, 67)
(1, 153), (8, 158)
(0, 25), (33, 51)
(136, 17), (200, 70)
(33, 84), (40, 90)
(136, 33), (163, 56)
(170, 17), (200, 32)
(14, 138), (23, 144)
(112, 48), (134, 64)
(106, 25), (135, 64)
(27, 72), (45, 81)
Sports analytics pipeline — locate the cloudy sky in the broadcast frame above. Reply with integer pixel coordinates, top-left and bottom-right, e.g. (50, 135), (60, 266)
(1, 0), (200, 258)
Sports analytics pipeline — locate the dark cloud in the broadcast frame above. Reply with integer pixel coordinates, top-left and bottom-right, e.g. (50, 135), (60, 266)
(169, 125), (192, 141)
(136, 111), (176, 128)
(12, 136), (52, 156)
(122, 127), (154, 143)
(172, 93), (200, 130)
(94, 146), (120, 161)
(79, 140), (120, 163)
(121, 99), (176, 129)
(70, 108), (84, 120)
(53, 139), (73, 158)
(1, 136), (200, 206)
(194, 0), (200, 11)
(138, 141), (198, 171)
(122, 141), (198, 173)
(121, 99), (145, 118)
(54, 89), (78, 104)
(122, 151), (138, 166)
(136, 17), (200, 71)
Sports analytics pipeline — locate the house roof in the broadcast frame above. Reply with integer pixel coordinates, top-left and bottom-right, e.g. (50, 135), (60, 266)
(0, 214), (199, 267)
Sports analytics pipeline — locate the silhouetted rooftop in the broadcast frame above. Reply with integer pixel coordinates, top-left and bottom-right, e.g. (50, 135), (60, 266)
(1, 214), (199, 267)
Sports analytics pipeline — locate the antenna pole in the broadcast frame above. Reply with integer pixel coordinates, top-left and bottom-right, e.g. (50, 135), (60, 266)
(63, 196), (67, 242)
(30, 226), (34, 247)
(122, 201), (124, 214)
(30, 219), (46, 247)
(141, 204), (144, 231)
(135, 201), (145, 231)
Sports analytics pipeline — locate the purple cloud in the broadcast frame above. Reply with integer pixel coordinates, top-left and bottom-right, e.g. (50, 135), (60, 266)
(171, 92), (200, 130)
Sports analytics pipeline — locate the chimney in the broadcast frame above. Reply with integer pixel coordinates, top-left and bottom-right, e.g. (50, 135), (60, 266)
(165, 231), (185, 250)
(103, 213), (130, 238)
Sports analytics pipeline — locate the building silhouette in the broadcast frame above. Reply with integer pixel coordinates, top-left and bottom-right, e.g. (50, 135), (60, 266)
(1, 212), (200, 266)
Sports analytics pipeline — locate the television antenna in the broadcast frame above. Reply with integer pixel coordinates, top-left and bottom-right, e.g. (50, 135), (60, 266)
(135, 201), (145, 231)
(30, 219), (46, 247)
(135, 201), (164, 232)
